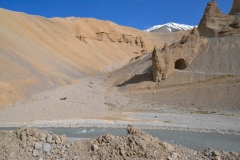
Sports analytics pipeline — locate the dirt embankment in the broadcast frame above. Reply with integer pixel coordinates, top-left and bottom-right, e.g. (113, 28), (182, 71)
(0, 126), (239, 160)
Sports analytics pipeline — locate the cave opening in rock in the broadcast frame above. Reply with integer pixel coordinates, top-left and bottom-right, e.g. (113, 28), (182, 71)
(175, 58), (187, 70)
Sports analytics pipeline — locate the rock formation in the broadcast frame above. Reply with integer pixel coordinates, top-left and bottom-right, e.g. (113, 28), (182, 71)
(79, 32), (146, 49)
(198, 0), (240, 37)
(229, 0), (240, 15)
(135, 37), (141, 47)
(152, 27), (205, 82)
(117, 35), (146, 48)
(152, 46), (166, 82)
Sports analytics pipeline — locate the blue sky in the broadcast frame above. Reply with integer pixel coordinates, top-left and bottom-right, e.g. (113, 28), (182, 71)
(0, 0), (232, 30)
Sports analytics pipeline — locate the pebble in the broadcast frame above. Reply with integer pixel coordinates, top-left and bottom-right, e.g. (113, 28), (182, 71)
(21, 131), (27, 141)
(35, 142), (42, 150)
(32, 149), (39, 157)
(47, 134), (52, 143)
(212, 151), (219, 156)
(212, 156), (221, 160)
(91, 144), (99, 151)
(55, 136), (61, 144)
(73, 156), (79, 160)
(21, 142), (27, 148)
(171, 152), (180, 158)
(43, 143), (51, 152)
(204, 151), (210, 156)
(166, 156), (172, 160)
(39, 133), (47, 142)
(60, 134), (66, 143)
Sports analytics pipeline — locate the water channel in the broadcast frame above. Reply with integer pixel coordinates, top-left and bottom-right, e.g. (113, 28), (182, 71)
(1, 127), (239, 153)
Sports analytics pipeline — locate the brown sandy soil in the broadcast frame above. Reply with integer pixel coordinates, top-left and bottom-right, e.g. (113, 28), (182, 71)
(0, 126), (239, 160)
(0, 8), (185, 108)
(0, 72), (239, 135)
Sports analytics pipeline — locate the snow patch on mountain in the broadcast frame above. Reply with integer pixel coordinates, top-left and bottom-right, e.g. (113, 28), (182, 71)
(145, 22), (197, 32)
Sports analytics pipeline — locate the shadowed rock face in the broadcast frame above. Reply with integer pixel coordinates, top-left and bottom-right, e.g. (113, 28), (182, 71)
(229, 0), (240, 15)
(152, 28), (205, 82)
(198, 0), (240, 38)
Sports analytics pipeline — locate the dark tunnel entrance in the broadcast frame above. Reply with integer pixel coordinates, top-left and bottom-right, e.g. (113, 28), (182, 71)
(175, 58), (188, 70)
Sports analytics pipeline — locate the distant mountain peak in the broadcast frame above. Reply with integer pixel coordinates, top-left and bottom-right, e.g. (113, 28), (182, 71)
(144, 22), (196, 33)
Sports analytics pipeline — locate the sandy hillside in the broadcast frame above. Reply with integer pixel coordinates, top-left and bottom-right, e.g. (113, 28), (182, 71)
(0, 8), (185, 108)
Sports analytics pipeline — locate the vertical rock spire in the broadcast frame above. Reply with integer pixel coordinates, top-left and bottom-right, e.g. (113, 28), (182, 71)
(198, 0), (235, 37)
(152, 46), (158, 58)
(229, 0), (240, 15)
(205, 0), (223, 15)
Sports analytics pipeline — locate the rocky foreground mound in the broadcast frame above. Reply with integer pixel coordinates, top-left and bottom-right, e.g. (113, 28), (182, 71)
(0, 126), (239, 160)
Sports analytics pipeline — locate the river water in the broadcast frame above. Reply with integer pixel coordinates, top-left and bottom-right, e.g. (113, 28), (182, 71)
(1, 127), (240, 153)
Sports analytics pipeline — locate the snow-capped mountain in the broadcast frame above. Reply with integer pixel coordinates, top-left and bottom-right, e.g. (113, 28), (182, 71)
(145, 22), (196, 33)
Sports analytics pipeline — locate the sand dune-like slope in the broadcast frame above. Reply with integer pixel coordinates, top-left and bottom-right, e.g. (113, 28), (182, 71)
(105, 35), (240, 111)
(0, 8), (185, 107)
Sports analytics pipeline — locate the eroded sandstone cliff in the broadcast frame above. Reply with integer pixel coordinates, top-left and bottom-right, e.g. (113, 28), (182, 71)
(152, 0), (240, 82)
(198, 0), (240, 38)
(229, 0), (240, 15)
(152, 27), (205, 82)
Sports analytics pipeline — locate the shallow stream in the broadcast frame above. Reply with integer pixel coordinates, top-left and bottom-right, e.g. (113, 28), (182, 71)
(1, 127), (239, 153)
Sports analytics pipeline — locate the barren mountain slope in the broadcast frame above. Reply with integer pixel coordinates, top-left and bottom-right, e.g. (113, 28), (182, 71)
(0, 8), (185, 108)
(104, 35), (240, 112)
